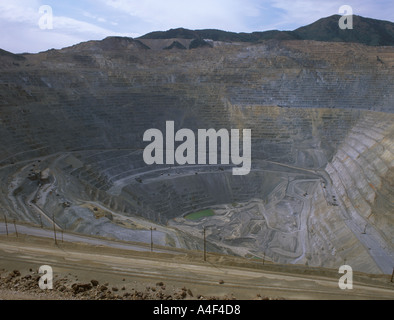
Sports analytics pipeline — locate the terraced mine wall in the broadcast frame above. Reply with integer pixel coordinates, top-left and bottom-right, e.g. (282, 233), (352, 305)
(0, 38), (393, 273)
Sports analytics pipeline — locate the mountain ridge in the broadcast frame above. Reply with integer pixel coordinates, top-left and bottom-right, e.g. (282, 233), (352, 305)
(1, 14), (393, 56)
(139, 14), (394, 46)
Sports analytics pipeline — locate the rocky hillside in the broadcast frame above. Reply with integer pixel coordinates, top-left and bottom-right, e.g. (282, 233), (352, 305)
(0, 29), (393, 274)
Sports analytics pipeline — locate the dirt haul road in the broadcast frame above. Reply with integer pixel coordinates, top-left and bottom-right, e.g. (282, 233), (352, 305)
(0, 232), (393, 300)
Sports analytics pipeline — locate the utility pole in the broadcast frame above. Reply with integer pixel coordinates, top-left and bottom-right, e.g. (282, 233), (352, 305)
(52, 214), (57, 245)
(150, 227), (156, 252)
(13, 219), (18, 238)
(150, 227), (153, 252)
(203, 227), (207, 262)
(4, 214), (8, 236)
(39, 213), (43, 228)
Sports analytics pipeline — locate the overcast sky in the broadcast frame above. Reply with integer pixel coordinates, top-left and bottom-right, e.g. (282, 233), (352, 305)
(1, 0), (393, 54)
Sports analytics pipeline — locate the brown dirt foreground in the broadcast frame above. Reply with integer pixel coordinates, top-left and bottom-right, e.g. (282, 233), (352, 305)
(0, 234), (393, 300)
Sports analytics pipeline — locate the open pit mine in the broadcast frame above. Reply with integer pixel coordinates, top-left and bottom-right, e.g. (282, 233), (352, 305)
(0, 35), (393, 276)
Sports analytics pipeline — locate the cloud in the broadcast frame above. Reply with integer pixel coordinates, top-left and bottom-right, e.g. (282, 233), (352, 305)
(82, 11), (108, 24)
(100, 0), (262, 32)
(265, 0), (339, 29)
(0, 0), (42, 24)
(53, 16), (120, 37)
(0, 0), (392, 53)
(0, 0), (129, 53)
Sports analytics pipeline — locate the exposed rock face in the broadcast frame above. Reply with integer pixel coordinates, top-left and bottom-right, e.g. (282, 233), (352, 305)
(0, 38), (393, 274)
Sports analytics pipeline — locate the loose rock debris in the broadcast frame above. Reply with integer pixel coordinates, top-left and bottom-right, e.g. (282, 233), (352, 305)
(0, 268), (283, 300)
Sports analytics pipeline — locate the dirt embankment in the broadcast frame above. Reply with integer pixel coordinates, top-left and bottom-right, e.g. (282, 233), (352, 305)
(0, 234), (283, 300)
(0, 268), (219, 300)
(0, 234), (393, 301)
